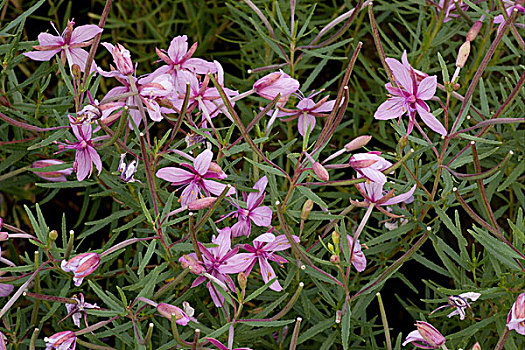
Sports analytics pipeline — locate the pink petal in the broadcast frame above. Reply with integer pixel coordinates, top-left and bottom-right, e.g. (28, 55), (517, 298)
(38, 32), (63, 46)
(194, 150), (213, 175)
(415, 103), (447, 136)
(249, 206), (272, 227)
(246, 176), (268, 209)
(402, 330), (425, 346)
(221, 253), (253, 274)
(180, 181), (201, 206)
(75, 148), (91, 181)
(264, 234), (297, 252)
(254, 232), (276, 243)
(359, 167), (387, 185)
(312, 99), (336, 113)
(231, 218), (251, 237)
(88, 146), (102, 175)
(24, 49), (60, 61)
(156, 167), (194, 185)
(374, 97), (407, 120)
(259, 258), (282, 291)
(213, 227), (232, 258)
(66, 48), (92, 72)
(385, 58), (414, 93)
(297, 113), (316, 137)
(183, 58), (218, 75)
(382, 185), (416, 206)
(203, 179), (234, 197)
(416, 76), (437, 100)
(168, 35), (188, 63)
(71, 25), (103, 44)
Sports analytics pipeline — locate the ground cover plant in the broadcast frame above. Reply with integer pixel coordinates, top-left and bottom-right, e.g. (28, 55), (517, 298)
(0, 0), (524, 349)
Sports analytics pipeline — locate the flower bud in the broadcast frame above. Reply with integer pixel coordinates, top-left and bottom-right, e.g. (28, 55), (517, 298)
(44, 330), (77, 350)
(471, 342), (481, 350)
(312, 162), (329, 181)
(179, 255), (205, 274)
(416, 321), (446, 347)
(238, 272), (247, 290)
(398, 136), (408, 149)
(208, 162), (226, 177)
(61, 252), (100, 287)
(327, 243), (335, 253)
(71, 64), (82, 79)
(31, 159), (73, 182)
(0, 232), (8, 241)
(188, 197), (217, 210)
(301, 199), (314, 220)
(507, 292), (525, 335)
(456, 41), (470, 68)
(49, 230), (58, 241)
(157, 303), (190, 325)
(466, 21), (482, 42)
(330, 255), (340, 264)
(331, 231), (340, 246)
(344, 135), (372, 152)
(112, 43), (134, 75)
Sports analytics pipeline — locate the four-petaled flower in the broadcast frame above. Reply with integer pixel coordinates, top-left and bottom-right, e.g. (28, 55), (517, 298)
(24, 19), (102, 73)
(253, 70), (299, 101)
(430, 292), (481, 320)
(374, 54), (446, 136)
(156, 149), (234, 206)
(507, 292), (525, 335)
(189, 227), (247, 307)
(224, 176), (272, 238)
(64, 293), (98, 328)
(236, 232), (298, 291)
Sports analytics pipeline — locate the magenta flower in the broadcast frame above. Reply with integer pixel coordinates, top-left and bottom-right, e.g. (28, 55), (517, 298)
(206, 338), (252, 350)
(58, 116), (102, 181)
(224, 176), (272, 238)
(430, 292), (481, 320)
(24, 19), (102, 73)
(152, 35), (217, 84)
(494, 1), (525, 25)
(156, 149), (234, 206)
(189, 227), (247, 307)
(61, 252), (100, 286)
(403, 321), (446, 348)
(64, 293), (98, 328)
(253, 70), (299, 100)
(44, 330), (77, 350)
(236, 232), (298, 291)
(349, 152), (392, 185)
(374, 54), (446, 136)
(507, 292), (525, 335)
(272, 91), (336, 136)
(31, 159), (73, 182)
(343, 235), (367, 272)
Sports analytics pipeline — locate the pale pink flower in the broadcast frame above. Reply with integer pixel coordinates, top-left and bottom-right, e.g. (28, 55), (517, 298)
(100, 43), (134, 75)
(236, 232), (299, 291)
(343, 235), (367, 272)
(157, 303), (191, 325)
(430, 292), (481, 320)
(64, 293), (98, 328)
(253, 70), (299, 100)
(507, 292), (525, 335)
(156, 149), (234, 206)
(437, 0), (469, 23)
(24, 19), (102, 73)
(189, 227), (247, 307)
(31, 159), (73, 182)
(44, 330), (76, 350)
(349, 152), (392, 185)
(403, 321), (446, 348)
(223, 176), (272, 237)
(61, 252), (100, 286)
(374, 54), (446, 136)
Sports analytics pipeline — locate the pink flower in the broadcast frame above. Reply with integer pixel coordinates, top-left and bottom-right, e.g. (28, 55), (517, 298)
(236, 232), (298, 291)
(31, 159), (73, 182)
(152, 35), (217, 84)
(349, 152), (392, 185)
(61, 252), (100, 286)
(494, 1), (525, 25)
(64, 293), (98, 328)
(403, 321), (446, 349)
(57, 116), (102, 182)
(157, 303), (191, 325)
(253, 70), (299, 100)
(156, 149), (234, 206)
(44, 330), (77, 350)
(437, 0), (469, 23)
(101, 43), (134, 75)
(374, 54), (446, 136)
(430, 292), (481, 320)
(343, 235), (367, 272)
(24, 19), (102, 73)
(272, 91), (336, 136)
(507, 292), (525, 335)
(189, 227), (247, 307)
(224, 176), (272, 237)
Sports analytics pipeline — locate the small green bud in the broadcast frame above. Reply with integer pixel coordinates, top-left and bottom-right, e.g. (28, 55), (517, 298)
(48, 230), (58, 241)
(238, 272), (247, 290)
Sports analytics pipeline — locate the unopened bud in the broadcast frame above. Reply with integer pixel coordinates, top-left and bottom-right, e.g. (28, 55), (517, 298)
(157, 303), (190, 325)
(344, 135), (372, 152)
(330, 255), (340, 264)
(71, 64), (82, 79)
(398, 136), (408, 149)
(456, 41), (470, 68)
(331, 231), (340, 245)
(31, 159), (73, 182)
(335, 310), (343, 323)
(327, 243), (335, 253)
(301, 199), (314, 220)
(466, 21), (482, 42)
(313, 162), (329, 181)
(188, 197), (217, 210)
(238, 272), (247, 290)
(179, 255), (205, 274)
(471, 342), (481, 350)
(453, 83), (460, 90)
(48, 230), (58, 241)
(0, 232), (8, 241)
(207, 162), (224, 174)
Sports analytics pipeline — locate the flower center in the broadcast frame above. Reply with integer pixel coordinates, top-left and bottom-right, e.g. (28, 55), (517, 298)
(407, 95), (417, 104)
